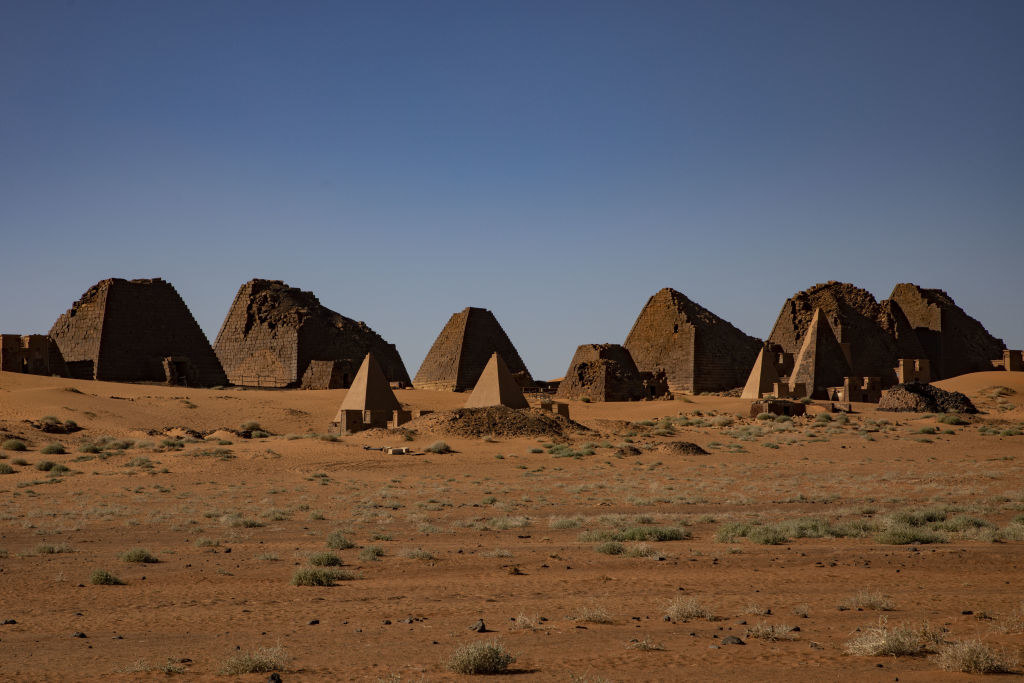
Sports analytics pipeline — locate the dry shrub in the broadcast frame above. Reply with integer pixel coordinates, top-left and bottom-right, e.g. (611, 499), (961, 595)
(746, 621), (797, 641)
(447, 640), (515, 675)
(571, 604), (614, 624)
(841, 590), (894, 611)
(665, 596), (715, 622)
(937, 640), (1014, 674)
(844, 618), (943, 657)
(218, 645), (288, 675)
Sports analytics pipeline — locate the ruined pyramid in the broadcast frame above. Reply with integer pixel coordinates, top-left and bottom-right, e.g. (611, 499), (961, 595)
(740, 345), (782, 400)
(414, 307), (531, 391)
(214, 279), (410, 388)
(888, 283), (1005, 380)
(335, 353), (401, 418)
(49, 278), (227, 386)
(464, 353), (529, 409)
(789, 308), (852, 398)
(556, 343), (647, 402)
(624, 288), (760, 393)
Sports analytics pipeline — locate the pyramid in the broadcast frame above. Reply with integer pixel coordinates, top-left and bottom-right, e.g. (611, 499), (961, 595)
(888, 283), (1004, 379)
(336, 353), (401, 415)
(464, 353), (529, 409)
(740, 345), (781, 400)
(214, 279), (410, 388)
(624, 288), (761, 393)
(49, 278), (227, 386)
(414, 307), (531, 391)
(789, 308), (851, 398)
(556, 344), (646, 402)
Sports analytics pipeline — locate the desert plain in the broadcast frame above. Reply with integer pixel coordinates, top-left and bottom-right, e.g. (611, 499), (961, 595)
(1, 370), (1023, 681)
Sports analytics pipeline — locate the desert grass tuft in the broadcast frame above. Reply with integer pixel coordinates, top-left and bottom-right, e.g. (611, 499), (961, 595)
(937, 640), (1014, 674)
(218, 645), (288, 675)
(665, 596), (716, 622)
(120, 548), (159, 563)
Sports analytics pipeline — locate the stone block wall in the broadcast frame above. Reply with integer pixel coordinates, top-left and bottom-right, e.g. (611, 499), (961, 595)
(414, 307), (531, 391)
(625, 288), (760, 393)
(214, 280), (411, 388)
(49, 278), (227, 386)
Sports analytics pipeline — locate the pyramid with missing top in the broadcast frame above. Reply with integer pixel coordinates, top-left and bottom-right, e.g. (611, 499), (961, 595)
(789, 308), (851, 398)
(334, 353), (401, 421)
(464, 353), (529, 409)
(740, 345), (781, 400)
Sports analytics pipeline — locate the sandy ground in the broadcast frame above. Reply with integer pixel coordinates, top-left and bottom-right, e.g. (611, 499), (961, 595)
(1, 370), (1023, 681)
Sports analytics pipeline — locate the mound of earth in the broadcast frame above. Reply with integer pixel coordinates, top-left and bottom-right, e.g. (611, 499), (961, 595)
(659, 441), (709, 455)
(402, 406), (588, 439)
(879, 383), (978, 414)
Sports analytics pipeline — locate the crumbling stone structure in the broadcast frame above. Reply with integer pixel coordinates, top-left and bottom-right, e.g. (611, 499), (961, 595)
(895, 358), (931, 384)
(624, 288), (760, 394)
(0, 335), (67, 376)
(996, 350), (1024, 372)
(827, 376), (882, 403)
(767, 281), (1004, 385)
(749, 398), (806, 418)
(888, 284), (1006, 379)
(741, 345), (781, 400)
(556, 343), (666, 402)
(414, 307), (532, 391)
(465, 353), (529, 409)
(49, 278), (226, 386)
(214, 279), (410, 389)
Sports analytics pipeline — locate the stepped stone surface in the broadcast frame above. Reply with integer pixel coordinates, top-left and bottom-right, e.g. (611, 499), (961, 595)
(556, 343), (647, 402)
(888, 283), (1005, 380)
(213, 279), (410, 388)
(624, 288), (760, 393)
(49, 278), (226, 386)
(414, 307), (531, 392)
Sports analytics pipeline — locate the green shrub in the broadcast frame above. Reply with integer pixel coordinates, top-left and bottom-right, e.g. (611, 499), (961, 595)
(875, 524), (947, 545)
(426, 441), (452, 454)
(359, 546), (384, 561)
(326, 531), (355, 550)
(35, 460), (56, 471)
(938, 414), (968, 426)
(447, 640), (516, 675)
(2, 439), (27, 452)
(0, 463), (14, 474)
(291, 567), (358, 586)
(595, 542), (625, 555)
(90, 569), (125, 585)
(747, 525), (789, 545)
(308, 552), (343, 567)
(40, 443), (66, 455)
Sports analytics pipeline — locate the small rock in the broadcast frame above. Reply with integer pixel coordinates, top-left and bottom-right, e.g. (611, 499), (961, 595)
(810, 641), (824, 650)
(308, 620), (319, 625)
(791, 626), (800, 632)
(469, 619), (487, 633)
(383, 620), (391, 625)
(72, 632), (87, 638)
(1, 620), (16, 625)
(267, 674), (283, 683)
(721, 635), (745, 645)
(662, 615), (672, 622)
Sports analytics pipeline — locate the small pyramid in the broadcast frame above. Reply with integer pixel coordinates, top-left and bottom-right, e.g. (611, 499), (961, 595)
(741, 346), (781, 400)
(337, 353), (401, 413)
(465, 353), (529, 409)
(789, 308), (851, 398)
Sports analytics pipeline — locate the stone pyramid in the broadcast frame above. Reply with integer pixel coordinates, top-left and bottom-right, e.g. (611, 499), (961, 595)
(740, 345), (781, 400)
(888, 283), (1005, 379)
(464, 353), (529, 409)
(336, 353), (401, 415)
(214, 279), (410, 388)
(415, 307), (531, 391)
(556, 343), (646, 402)
(49, 278), (227, 386)
(624, 288), (760, 393)
(789, 308), (851, 398)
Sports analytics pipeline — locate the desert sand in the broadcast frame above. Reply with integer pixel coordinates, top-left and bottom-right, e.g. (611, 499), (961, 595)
(1, 370), (1023, 681)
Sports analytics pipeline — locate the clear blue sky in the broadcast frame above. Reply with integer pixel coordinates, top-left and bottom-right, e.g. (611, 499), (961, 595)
(2, 1), (1022, 380)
